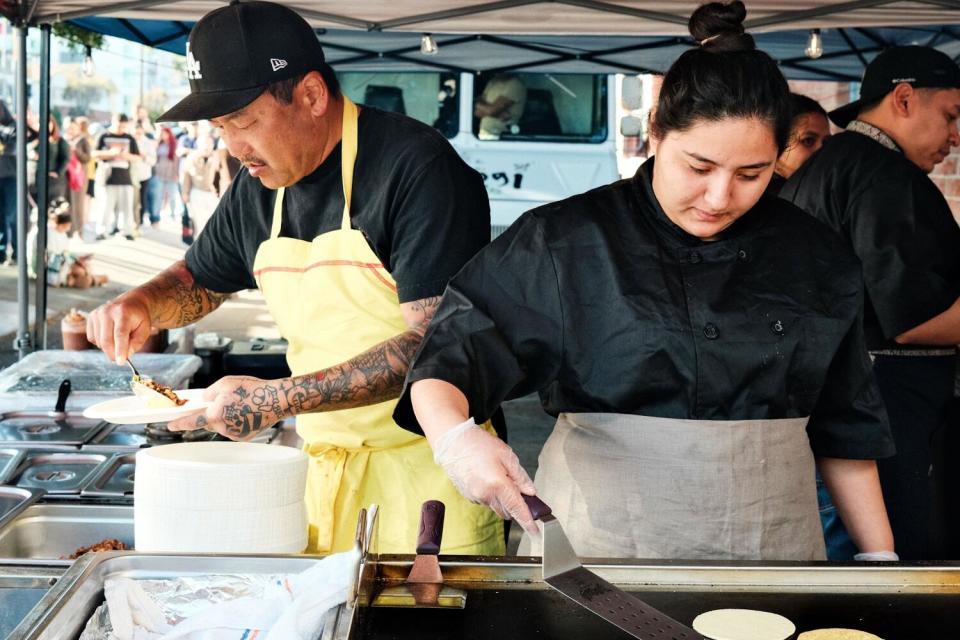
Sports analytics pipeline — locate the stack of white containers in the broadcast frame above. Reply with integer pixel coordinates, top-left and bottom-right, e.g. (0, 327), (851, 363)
(134, 441), (309, 554)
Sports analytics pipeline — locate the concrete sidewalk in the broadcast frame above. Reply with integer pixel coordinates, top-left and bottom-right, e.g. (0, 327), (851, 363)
(0, 216), (278, 368)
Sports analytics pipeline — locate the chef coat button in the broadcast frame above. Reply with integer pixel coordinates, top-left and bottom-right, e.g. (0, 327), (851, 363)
(689, 251), (702, 264)
(703, 323), (719, 340)
(771, 320), (784, 335)
(737, 249), (748, 261)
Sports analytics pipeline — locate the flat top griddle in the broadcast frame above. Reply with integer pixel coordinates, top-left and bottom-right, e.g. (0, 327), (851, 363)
(358, 587), (954, 640)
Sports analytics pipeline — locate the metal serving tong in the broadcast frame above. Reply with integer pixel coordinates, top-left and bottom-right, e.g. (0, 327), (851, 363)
(523, 495), (703, 640)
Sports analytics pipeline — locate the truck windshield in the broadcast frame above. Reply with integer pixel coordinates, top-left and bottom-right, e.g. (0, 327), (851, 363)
(339, 72), (459, 139)
(472, 72), (607, 143)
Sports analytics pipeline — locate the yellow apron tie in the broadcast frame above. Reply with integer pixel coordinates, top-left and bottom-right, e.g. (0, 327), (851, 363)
(252, 98), (503, 555)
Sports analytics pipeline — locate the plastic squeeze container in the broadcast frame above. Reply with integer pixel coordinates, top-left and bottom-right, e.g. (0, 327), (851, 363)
(60, 308), (92, 350)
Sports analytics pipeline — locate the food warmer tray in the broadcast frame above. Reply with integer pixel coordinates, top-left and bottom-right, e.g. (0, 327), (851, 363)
(0, 448), (26, 484)
(10, 505), (960, 640)
(80, 453), (136, 499)
(6, 451), (108, 496)
(0, 412), (108, 448)
(0, 503), (132, 563)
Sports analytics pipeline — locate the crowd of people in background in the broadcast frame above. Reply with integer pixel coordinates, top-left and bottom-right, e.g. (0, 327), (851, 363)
(0, 99), (239, 276)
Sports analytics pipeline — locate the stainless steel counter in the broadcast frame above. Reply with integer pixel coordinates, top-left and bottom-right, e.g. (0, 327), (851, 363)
(0, 564), (64, 639)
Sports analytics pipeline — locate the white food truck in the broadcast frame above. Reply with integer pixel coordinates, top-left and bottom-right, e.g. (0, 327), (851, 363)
(339, 71), (623, 236)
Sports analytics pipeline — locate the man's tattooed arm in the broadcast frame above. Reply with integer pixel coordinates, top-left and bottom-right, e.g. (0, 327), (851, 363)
(137, 260), (231, 327)
(210, 296), (443, 439)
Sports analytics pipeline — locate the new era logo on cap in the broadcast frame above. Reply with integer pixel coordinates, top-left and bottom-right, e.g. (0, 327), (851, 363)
(270, 58), (288, 72)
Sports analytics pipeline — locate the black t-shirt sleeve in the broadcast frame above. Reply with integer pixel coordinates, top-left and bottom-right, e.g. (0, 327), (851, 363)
(387, 154), (490, 303)
(128, 137), (139, 155)
(394, 213), (563, 432)
(848, 179), (959, 339)
(806, 294), (895, 459)
(185, 181), (258, 293)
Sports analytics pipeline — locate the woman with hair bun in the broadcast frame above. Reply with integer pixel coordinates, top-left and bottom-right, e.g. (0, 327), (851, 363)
(395, 1), (896, 561)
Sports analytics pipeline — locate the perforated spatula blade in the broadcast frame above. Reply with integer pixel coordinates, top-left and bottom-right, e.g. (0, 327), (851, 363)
(523, 495), (703, 640)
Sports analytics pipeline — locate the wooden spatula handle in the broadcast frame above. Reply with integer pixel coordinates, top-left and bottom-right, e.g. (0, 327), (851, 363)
(416, 500), (445, 555)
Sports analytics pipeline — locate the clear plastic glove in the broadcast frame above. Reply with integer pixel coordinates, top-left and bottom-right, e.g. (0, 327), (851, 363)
(854, 550), (899, 561)
(433, 418), (539, 536)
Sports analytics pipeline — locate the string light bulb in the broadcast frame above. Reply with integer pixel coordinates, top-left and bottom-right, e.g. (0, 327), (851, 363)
(82, 46), (95, 77)
(805, 29), (823, 59)
(420, 34), (439, 56)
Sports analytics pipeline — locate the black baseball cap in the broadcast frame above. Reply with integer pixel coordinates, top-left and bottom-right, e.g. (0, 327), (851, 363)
(829, 46), (960, 128)
(157, 1), (326, 122)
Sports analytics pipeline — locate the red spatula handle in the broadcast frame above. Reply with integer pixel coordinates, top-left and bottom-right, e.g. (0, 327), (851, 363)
(522, 494), (552, 520)
(416, 500), (445, 555)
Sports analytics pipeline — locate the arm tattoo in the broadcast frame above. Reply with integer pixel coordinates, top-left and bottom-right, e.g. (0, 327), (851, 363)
(139, 260), (230, 327)
(214, 297), (443, 438)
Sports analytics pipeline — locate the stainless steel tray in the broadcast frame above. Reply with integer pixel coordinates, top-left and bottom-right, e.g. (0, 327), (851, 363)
(9, 552), (345, 640)
(0, 487), (44, 531)
(81, 423), (150, 451)
(0, 412), (107, 448)
(0, 448), (26, 484)
(8, 452), (109, 495)
(80, 453), (135, 498)
(0, 563), (66, 640)
(0, 503), (132, 562)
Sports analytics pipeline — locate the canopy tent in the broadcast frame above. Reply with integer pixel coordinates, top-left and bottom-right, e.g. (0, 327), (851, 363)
(3, 1), (960, 358)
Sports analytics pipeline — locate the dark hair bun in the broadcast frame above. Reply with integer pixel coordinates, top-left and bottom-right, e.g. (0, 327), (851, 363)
(689, 1), (755, 52)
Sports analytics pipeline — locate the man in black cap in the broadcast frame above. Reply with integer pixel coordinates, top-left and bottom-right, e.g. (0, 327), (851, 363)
(781, 46), (960, 561)
(86, 1), (504, 556)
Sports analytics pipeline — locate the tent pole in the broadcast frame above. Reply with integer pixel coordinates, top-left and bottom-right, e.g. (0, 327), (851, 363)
(33, 24), (51, 350)
(14, 22), (32, 360)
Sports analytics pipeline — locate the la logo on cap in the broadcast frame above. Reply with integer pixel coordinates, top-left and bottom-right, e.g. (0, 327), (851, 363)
(186, 44), (202, 80)
(270, 58), (288, 72)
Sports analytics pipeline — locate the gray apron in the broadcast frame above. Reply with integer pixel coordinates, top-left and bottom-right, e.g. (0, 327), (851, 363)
(518, 412), (826, 561)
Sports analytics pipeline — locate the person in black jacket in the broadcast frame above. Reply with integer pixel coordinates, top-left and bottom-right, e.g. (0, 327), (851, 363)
(395, 1), (896, 562)
(0, 100), (38, 265)
(781, 46), (960, 561)
(31, 115), (70, 202)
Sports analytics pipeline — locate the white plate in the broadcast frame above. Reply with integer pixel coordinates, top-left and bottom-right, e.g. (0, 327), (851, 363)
(83, 388), (210, 424)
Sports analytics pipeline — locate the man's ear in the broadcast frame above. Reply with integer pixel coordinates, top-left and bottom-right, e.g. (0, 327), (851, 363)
(300, 71), (331, 118)
(890, 83), (915, 117)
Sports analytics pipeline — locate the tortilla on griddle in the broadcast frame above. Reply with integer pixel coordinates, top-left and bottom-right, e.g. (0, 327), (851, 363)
(692, 608), (795, 640)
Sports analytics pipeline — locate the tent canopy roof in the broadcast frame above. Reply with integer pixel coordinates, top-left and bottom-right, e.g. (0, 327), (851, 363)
(5, 1), (960, 80)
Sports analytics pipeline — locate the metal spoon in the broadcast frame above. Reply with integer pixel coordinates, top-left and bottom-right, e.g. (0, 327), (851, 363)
(125, 360), (175, 406)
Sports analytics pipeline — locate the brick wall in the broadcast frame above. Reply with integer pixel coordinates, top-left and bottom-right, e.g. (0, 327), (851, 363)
(929, 155), (960, 225)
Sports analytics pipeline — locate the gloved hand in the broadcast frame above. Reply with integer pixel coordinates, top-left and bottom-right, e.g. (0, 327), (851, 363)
(432, 418), (539, 536)
(854, 550), (899, 561)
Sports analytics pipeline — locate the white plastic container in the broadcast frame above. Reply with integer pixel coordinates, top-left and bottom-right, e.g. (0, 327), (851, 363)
(134, 441), (308, 554)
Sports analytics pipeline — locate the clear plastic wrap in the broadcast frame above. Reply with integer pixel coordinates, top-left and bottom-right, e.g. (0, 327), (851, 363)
(0, 351), (201, 410)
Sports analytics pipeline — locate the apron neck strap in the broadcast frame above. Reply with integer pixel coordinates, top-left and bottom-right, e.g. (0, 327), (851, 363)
(340, 96), (358, 231)
(269, 96), (360, 240)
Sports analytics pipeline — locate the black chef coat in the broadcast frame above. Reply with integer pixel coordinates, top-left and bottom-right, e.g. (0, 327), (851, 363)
(395, 158), (894, 460)
(780, 131), (960, 350)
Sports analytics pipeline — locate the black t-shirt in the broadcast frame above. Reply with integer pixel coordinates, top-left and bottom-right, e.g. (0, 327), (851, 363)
(186, 107), (490, 303)
(395, 157), (894, 460)
(781, 131), (960, 349)
(96, 132), (139, 186)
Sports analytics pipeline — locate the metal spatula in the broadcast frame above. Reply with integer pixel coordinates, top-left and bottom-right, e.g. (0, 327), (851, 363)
(523, 495), (703, 640)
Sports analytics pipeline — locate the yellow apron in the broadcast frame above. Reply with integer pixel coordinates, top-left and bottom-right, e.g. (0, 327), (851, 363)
(252, 98), (503, 556)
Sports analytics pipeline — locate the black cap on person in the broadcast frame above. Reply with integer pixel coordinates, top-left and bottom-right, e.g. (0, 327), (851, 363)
(829, 46), (960, 128)
(157, 1), (326, 122)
